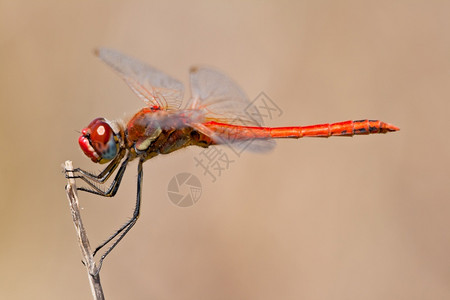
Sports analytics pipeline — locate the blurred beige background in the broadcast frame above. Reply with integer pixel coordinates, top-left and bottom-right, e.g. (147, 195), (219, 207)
(1, 0), (449, 299)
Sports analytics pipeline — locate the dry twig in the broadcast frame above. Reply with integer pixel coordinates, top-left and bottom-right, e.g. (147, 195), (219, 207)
(65, 160), (105, 300)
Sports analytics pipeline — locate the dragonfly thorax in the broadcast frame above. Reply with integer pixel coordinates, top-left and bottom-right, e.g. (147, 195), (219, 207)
(79, 118), (120, 164)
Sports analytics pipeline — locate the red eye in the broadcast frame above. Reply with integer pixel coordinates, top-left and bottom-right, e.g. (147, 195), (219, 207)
(79, 118), (119, 163)
(89, 118), (113, 145)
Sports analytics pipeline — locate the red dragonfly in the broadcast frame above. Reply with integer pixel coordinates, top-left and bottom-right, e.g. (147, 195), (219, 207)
(68, 48), (399, 267)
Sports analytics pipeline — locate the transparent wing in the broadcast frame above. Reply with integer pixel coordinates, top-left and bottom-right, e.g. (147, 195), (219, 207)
(187, 67), (275, 152)
(96, 48), (184, 110)
(187, 66), (264, 126)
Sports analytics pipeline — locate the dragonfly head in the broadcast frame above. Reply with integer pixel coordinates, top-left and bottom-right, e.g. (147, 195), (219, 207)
(78, 118), (120, 164)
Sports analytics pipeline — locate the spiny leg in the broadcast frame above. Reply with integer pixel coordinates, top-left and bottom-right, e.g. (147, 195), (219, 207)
(76, 155), (130, 197)
(94, 158), (144, 271)
(65, 149), (125, 184)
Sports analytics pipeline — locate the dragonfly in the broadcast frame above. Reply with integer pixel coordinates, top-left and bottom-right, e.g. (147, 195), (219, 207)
(67, 48), (399, 268)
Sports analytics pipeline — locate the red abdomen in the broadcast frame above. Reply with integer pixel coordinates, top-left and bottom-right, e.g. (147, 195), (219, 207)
(203, 119), (399, 140)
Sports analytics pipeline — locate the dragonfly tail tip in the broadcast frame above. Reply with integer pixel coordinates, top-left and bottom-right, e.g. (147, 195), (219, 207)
(383, 122), (400, 132)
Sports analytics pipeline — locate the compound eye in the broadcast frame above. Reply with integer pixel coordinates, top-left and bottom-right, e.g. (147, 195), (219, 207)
(90, 118), (113, 145)
(79, 118), (119, 163)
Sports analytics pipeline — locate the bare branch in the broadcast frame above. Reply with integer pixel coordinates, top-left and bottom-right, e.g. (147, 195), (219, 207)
(65, 160), (105, 300)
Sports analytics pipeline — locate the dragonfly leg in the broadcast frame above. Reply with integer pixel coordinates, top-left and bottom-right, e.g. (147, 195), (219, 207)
(75, 155), (130, 197)
(65, 149), (126, 184)
(94, 158), (144, 271)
